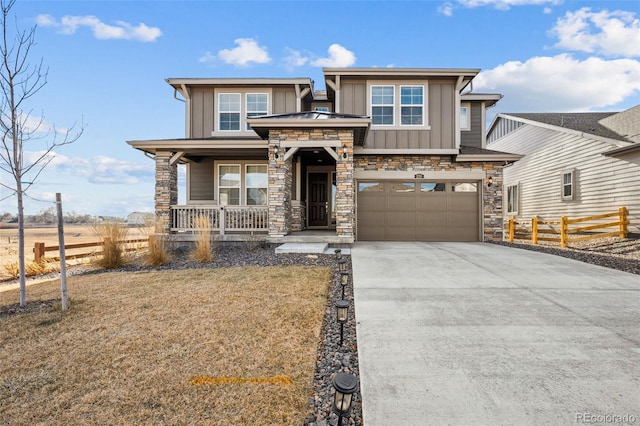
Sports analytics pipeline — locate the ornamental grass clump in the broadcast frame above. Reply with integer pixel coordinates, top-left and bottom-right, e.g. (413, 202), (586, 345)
(192, 214), (213, 263)
(92, 221), (128, 269)
(144, 234), (171, 266)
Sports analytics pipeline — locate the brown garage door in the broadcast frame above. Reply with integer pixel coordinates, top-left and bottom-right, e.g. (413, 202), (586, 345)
(357, 180), (480, 241)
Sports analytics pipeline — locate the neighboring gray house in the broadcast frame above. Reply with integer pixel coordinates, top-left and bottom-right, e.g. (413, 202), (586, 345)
(487, 105), (640, 234)
(127, 212), (155, 226)
(127, 67), (520, 243)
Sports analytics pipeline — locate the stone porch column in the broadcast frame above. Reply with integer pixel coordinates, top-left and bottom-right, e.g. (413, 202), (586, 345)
(155, 151), (178, 234)
(268, 141), (292, 237)
(335, 131), (355, 238)
(483, 164), (504, 241)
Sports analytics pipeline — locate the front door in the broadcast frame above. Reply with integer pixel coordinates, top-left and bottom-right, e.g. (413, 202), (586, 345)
(308, 172), (328, 227)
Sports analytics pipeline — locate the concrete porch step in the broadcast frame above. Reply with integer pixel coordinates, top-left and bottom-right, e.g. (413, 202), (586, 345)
(275, 243), (329, 254)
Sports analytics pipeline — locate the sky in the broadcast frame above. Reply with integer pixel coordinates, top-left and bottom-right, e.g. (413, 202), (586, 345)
(0, 0), (639, 218)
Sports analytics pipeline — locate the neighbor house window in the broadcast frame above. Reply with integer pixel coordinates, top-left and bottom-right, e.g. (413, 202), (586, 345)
(562, 170), (575, 200)
(218, 93), (241, 131)
(371, 85), (394, 125)
(246, 93), (268, 130)
(314, 106), (330, 112)
(400, 86), (423, 125)
(245, 165), (268, 205)
(507, 184), (519, 214)
(460, 103), (470, 131)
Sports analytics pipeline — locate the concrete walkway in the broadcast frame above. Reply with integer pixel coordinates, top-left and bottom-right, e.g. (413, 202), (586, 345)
(352, 242), (640, 426)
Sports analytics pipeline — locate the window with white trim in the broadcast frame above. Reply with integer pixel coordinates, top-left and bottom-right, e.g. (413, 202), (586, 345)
(218, 93), (241, 131)
(246, 93), (268, 130)
(562, 170), (575, 200)
(507, 184), (519, 214)
(400, 86), (423, 125)
(217, 163), (268, 206)
(460, 103), (470, 131)
(245, 164), (268, 205)
(371, 85), (394, 125)
(370, 83), (428, 128)
(215, 91), (269, 134)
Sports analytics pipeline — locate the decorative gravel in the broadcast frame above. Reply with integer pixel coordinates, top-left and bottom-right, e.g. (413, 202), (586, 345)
(490, 236), (640, 275)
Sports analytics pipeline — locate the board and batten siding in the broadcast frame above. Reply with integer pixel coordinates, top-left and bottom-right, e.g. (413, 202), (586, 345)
(460, 102), (483, 148)
(188, 87), (297, 138)
(489, 125), (640, 233)
(340, 79), (456, 150)
(188, 159), (215, 202)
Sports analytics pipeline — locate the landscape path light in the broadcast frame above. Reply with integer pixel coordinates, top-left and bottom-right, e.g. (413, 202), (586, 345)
(332, 372), (358, 426)
(335, 300), (350, 346)
(339, 271), (349, 298)
(337, 258), (347, 271)
(334, 248), (342, 259)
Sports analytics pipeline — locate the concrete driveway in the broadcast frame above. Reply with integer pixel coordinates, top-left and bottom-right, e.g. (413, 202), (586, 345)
(352, 242), (640, 426)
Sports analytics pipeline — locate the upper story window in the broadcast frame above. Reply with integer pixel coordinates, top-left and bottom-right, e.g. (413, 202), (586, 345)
(371, 85), (394, 125)
(246, 93), (268, 130)
(215, 90), (270, 134)
(219, 93), (241, 131)
(460, 103), (470, 131)
(370, 83), (428, 128)
(400, 86), (423, 125)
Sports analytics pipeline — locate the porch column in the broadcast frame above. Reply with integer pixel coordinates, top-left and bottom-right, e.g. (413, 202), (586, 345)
(155, 151), (178, 234)
(483, 164), (503, 241)
(335, 131), (355, 238)
(268, 141), (292, 237)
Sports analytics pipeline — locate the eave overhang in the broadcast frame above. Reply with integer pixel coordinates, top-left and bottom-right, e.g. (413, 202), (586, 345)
(166, 77), (313, 89)
(603, 143), (640, 157)
(247, 112), (371, 146)
(126, 138), (268, 156)
(461, 93), (503, 108)
(456, 145), (523, 162)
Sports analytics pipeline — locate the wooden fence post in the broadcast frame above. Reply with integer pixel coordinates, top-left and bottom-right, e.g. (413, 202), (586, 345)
(619, 207), (628, 238)
(508, 218), (515, 242)
(560, 216), (568, 248)
(34, 242), (45, 263)
(532, 217), (538, 245)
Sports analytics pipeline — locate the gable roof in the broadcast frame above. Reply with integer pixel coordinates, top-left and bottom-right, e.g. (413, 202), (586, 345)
(506, 112), (625, 141)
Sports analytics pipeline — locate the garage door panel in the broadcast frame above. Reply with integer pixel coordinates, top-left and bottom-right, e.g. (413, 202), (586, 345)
(357, 180), (480, 242)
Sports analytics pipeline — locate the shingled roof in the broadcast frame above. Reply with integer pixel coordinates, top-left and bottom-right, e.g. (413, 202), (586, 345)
(508, 112), (628, 141)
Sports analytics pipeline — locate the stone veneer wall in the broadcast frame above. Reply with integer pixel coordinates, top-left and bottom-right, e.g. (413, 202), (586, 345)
(354, 155), (504, 241)
(290, 201), (306, 232)
(155, 151), (178, 234)
(269, 129), (355, 239)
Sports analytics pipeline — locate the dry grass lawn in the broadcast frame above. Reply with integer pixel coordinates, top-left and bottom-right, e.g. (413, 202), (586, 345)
(0, 266), (331, 425)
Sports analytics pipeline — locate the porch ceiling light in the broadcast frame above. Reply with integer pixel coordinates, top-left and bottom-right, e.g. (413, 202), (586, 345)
(332, 372), (358, 425)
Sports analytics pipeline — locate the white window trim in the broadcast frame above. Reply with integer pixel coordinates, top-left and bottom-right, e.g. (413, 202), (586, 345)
(213, 88), (271, 136)
(370, 84), (395, 126)
(561, 169), (576, 201)
(506, 183), (519, 215)
(246, 93), (269, 130)
(214, 160), (269, 205)
(460, 102), (471, 131)
(368, 81), (430, 130)
(217, 93), (241, 133)
(245, 163), (268, 206)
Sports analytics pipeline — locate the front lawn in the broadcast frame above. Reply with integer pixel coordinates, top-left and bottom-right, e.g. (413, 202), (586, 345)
(0, 266), (331, 425)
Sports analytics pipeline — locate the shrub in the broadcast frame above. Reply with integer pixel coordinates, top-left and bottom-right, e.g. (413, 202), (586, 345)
(3, 258), (61, 278)
(192, 215), (213, 263)
(92, 222), (129, 269)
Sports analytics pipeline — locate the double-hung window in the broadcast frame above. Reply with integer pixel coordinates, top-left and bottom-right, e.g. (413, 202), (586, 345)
(507, 184), (519, 214)
(246, 94), (268, 130)
(460, 103), (470, 131)
(219, 94), (241, 131)
(217, 163), (267, 206)
(400, 86), (423, 125)
(371, 84), (427, 127)
(371, 85), (394, 125)
(562, 170), (575, 200)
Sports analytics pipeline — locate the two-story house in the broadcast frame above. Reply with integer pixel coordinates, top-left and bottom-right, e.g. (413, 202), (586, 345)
(127, 67), (520, 243)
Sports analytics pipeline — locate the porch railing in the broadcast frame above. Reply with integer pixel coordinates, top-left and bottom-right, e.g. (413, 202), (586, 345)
(170, 205), (268, 234)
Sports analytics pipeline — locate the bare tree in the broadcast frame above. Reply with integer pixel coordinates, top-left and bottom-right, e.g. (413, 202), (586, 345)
(0, 0), (82, 306)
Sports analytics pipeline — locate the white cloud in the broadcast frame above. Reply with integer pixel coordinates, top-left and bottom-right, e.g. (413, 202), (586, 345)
(549, 8), (640, 58)
(438, 2), (454, 17)
(474, 54), (640, 111)
(543, 7), (552, 14)
(283, 48), (309, 70)
(23, 152), (154, 185)
(36, 14), (161, 42)
(311, 44), (356, 68)
(213, 38), (271, 67)
(456, 0), (561, 10)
